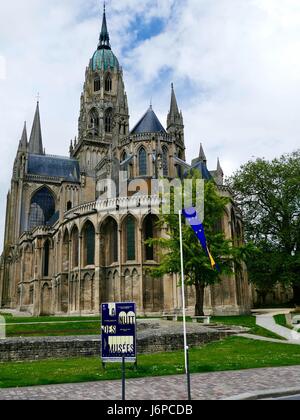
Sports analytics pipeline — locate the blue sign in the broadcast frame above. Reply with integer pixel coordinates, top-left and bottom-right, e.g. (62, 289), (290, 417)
(101, 302), (137, 363)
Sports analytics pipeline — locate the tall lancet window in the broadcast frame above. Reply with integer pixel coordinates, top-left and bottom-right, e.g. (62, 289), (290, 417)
(162, 146), (169, 177)
(94, 76), (101, 92)
(126, 216), (136, 261)
(43, 239), (50, 277)
(89, 108), (99, 131)
(139, 147), (147, 176)
(105, 109), (112, 133)
(105, 74), (112, 92)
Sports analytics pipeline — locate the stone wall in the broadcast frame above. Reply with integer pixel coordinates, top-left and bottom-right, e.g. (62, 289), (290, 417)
(0, 330), (234, 363)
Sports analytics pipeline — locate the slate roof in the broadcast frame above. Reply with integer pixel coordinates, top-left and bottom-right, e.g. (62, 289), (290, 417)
(131, 107), (166, 134)
(191, 161), (213, 180)
(27, 154), (80, 182)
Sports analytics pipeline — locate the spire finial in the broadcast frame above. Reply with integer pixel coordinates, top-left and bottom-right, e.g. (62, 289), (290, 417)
(98, 1), (111, 50)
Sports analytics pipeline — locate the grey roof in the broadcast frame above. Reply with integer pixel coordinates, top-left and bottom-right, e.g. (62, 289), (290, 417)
(191, 161), (212, 180)
(131, 107), (166, 134)
(27, 154), (80, 182)
(29, 102), (44, 155)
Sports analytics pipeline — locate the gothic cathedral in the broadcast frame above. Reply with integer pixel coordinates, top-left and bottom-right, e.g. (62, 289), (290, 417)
(0, 8), (252, 316)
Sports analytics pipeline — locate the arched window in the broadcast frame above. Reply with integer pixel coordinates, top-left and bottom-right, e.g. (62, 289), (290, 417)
(94, 76), (101, 92)
(162, 146), (169, 177)
(144, 217), (154, 261)
(43, 240), (50, 277)
(105, 74), (112, 92)
(67, 201), (72, 211)
(71, 227), (79, 268)
(139, 147), (147, 176)
(89, 108), (99, 130)
(83, 221), (95, 266)
(105, 109), (112, 133)
(28, 187), (55, 230)
(126, 216), (136, 261)
(143, 215), (158, 261)
(101, 217), (118, 266)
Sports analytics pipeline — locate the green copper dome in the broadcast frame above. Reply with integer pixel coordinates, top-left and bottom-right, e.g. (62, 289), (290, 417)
(91, 6), (119, 72)
(91, 48), (119, 71)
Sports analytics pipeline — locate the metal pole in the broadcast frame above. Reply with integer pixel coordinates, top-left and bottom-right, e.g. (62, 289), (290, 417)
(122, 355), (126, 401)
(179, 210), (191, 400)
(186, 347), (192, 401)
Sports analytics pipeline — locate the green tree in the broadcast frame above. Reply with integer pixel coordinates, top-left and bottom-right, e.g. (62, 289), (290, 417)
(148, 176), (253, 316)
(229, 151), (300, 303)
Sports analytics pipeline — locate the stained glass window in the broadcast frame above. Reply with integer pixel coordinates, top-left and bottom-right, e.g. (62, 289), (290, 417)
(105, 74), (112, 92)
(105, 109), (112, 133)
(28, 187), (55, 231)
(126, 216), (136, 261)
(94, 77), (101, 92)
(139, 147), (147, 176)
(43, 240), (50, 277)
(84, 222), (95, 266)
(144, 217), (154, 261)
(111, 221), (118, 263)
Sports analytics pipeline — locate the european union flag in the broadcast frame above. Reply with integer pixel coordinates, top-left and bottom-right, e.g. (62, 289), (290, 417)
(182, 207), (219, 271)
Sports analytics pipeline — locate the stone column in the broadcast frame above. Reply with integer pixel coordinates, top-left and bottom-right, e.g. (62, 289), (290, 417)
(94, 231), (101, 313)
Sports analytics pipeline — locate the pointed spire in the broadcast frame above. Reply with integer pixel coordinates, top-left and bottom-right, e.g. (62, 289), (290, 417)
(170, 83), (180, 116)
(29, 102), (44, 155)
(217, 158), (223, 175)
(98, 2), (111, 50)
(199, 143), (207, 163)
(19, 122), (28, 151)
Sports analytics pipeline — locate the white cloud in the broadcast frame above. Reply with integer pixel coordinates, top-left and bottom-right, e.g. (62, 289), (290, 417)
(0, 0), (300, 250)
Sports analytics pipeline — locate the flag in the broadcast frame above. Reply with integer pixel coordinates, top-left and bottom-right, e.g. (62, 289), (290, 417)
(182, 207), (219, 271)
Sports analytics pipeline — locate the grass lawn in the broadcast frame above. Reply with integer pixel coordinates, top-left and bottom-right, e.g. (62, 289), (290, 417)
(1, 337), (300, 389)
(274, 314), (293, 330)
(0, 314), (283, 339)
(211, 316), (284, 340)
(0, 315), (100, 337)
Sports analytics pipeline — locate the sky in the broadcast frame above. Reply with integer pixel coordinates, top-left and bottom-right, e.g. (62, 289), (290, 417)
(0, 0), (300, 249)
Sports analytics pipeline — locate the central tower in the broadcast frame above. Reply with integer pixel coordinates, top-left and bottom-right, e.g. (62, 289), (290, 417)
(71, 5), (129, 179)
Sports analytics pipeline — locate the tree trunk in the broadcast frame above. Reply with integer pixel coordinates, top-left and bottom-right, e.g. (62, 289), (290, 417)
(293, 284), (300, 305)
(195, 283), (205, 316)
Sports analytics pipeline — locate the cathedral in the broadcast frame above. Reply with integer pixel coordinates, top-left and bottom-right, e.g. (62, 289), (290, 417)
(0, 8), (252, 316)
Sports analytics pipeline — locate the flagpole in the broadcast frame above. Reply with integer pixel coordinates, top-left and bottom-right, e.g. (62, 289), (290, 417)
(179, 210), (191, 400)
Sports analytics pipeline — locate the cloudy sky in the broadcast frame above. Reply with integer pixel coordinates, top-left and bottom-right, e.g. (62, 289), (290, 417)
(0, 0), (300, 249)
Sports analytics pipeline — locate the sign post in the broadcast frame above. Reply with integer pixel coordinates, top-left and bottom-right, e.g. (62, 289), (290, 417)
(101, 302), (137, 400)
(179, 210), (192, 401)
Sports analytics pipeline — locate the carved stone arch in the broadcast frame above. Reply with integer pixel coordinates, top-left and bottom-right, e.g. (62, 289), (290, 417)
(41, 282), (52, 315)
(81, 272), (94, 312)
(113, 270), (120, 302)
(123, 268), (133, 302)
